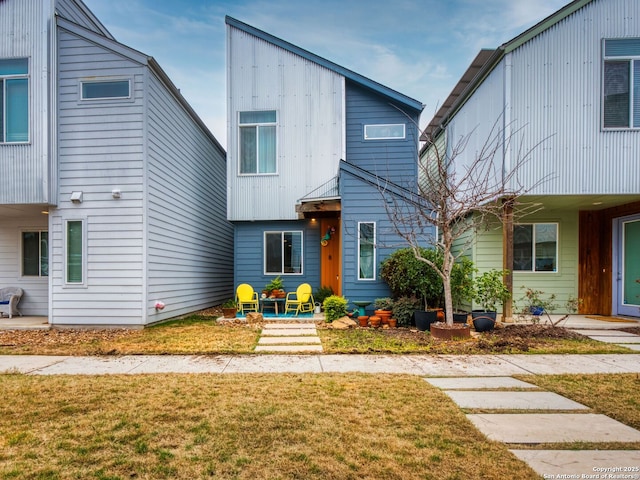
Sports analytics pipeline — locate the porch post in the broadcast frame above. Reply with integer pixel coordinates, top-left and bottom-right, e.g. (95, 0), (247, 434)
(502, 197), (514, 322)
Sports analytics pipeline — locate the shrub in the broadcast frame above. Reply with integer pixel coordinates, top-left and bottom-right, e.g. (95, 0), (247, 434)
(380, 247), (443, 308)
(374, 297), (394, 310)
(473, 269), (510, 311)
(392, 296), (422, 327)
(451, 258), (475, 312)
(323, 295), (349, 322)
(314, 285), (334, 305)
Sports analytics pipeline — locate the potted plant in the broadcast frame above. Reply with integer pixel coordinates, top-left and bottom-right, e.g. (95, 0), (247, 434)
(450, 257), (475, 323)
(264, 276), (284, 297)
(221, 298), (237, 318)
(518, 286), (558, 319)
(471, 269), (510, 331)
(374, 297), (393, 324)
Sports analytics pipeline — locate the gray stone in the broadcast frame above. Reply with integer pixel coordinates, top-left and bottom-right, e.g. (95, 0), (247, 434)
(467, 413), (640, 443)
(424, 376), (537, 390)
(443, 391), (588, 410)
(510, 450), (640, 478)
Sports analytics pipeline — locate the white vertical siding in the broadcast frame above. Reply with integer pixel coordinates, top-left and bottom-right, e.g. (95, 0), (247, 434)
(51, 27), (146, 326)
(55, 0), (113, 38)
(0, 0), (50, 204)
(146, 71), (234, 323)
(227, 26), (345, 221)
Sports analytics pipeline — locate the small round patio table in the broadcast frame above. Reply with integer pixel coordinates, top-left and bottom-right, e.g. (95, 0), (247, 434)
(353, 301), (371, 317)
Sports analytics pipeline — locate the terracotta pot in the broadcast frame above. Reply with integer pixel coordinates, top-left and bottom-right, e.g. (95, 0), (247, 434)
(388, 318), (397, 328)
(358, 316), (369, 327)
(434, 308), (445, 322)
(369, 315), (381, 328)
(222, 308), (237, 319)
(375, 309), (392, 324)
(429, 322), (471, 340)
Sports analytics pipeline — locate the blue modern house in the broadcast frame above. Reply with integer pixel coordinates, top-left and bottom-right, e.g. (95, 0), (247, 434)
(0, 0), (233, 327)
(226, 17), (427, 307)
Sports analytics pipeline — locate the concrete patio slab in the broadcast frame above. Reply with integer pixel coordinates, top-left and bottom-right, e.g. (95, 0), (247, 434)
(0, 316), (49, 330)
(0, 355), (69, 373)
(254, 345), (323, 353)
(425, 376), (538, 390)
(31, 356), (151, 375)
(467, 413), (640, 443)
(586, 335), (640, 344)
(260, 329), (317, 336)
(408, 355), (531, 376)
(127, 355), (230, 374)
(318, 354), (418, 374)
(223, 354), (322, 373)
(510, 450), (640, 478)
(497, 354), (640, 374)
(444, 391), (588, 410)
(258, 336), (321, 344)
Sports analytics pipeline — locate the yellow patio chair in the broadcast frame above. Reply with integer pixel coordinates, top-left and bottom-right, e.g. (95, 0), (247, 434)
(236, 284), (259, 314)
(284, 283), (314, 316)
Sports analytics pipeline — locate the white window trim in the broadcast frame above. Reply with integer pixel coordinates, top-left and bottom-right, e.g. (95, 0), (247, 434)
(63, 218), (88, 288)
(358, 221), (376, 281)
(364, 123), (406, 140)
(601, 39), (640, 131)
(19, 229), (48, 278)
(238, 110), (278, 176)
(263, 230), (303, 275)
(0, 57), (30, 144)
(513, 222), (559, 273)
(78, 77), (133, 102)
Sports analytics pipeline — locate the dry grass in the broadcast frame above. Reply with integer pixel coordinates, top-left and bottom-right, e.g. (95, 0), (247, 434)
(0, 374), (537, 479)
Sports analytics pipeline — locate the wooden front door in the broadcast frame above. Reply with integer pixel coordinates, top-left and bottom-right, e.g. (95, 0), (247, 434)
(320, 218), (341, 296)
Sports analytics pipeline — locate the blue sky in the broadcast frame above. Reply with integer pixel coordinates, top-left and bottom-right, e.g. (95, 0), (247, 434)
(83, 0), (568, 149)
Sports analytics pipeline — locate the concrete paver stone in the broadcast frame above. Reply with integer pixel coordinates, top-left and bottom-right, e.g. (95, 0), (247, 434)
(497, 354), (640, 374)
(258, 336), (321, 345)
(443, 390), (589, 410)
(262, 323), (317, 329)
(318, 354), (419, 374)
(467, 413), (640, 443)
(424, 376), (538, 390)
(571, 329), (640, 337)
(621, 344), (640, 351)
(407, 354), (531, 376)
(224, 354), (322, 372)
(260, 329), (317, 336)
(585, 335), (640, 344)
(510, 450), (640, 478)
(0, 355), (69, 374)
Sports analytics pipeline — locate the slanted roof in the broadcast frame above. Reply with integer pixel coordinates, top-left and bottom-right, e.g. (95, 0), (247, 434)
(225, 16), (424, 114)
(424, 0), (595, 139)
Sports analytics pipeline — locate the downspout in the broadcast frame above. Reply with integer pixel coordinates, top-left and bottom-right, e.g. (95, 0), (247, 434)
(502, 52), (514, 321)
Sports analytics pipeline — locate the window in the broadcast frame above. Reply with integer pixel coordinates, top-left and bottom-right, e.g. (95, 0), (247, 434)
(66, 220), (84, 284)
(603, 38), (640, 129)
(81, 79), (130, 100)
(0, 58), (29, 143)
(239, 111), (277, 174)
(22, 231), (48, 277)
(264, 231), (302, 274)
(513, 223), (558, 272)
(364, 124), (405, 140)
(358, 222), (376, 280)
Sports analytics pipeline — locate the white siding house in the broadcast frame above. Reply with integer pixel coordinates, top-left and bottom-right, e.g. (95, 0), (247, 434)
(423, 0), (640, 317)
(0, 0), (233, 326)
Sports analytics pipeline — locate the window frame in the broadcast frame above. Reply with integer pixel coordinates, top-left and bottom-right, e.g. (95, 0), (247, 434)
(513, 222), (559, 273)
(20, 230), (48, 278)
(364, 123), (406, 140)
(79, 78), (133, 102)
(64, 219), (87, 287)
(602, 38), (640, 130)
(0, 57), (29, 144)
(238, 110), (277, 175)
(358, 221), (376, 281)
(263, 230), (303, 275)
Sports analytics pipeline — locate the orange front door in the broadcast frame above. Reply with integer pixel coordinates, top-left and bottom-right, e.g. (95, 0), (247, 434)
(320, 218), (341, 296)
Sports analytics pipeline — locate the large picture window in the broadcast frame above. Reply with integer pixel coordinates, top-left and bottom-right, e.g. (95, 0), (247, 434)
(513, 223), (558, 272)
(22, 231), (48, 277)
(358, 222), (376, 280)
(239, 111), (277, 174)
(265, 231), (302, 274)
(0, 58), (29, 143)
(603, 38), (640, 129)
(66, 220), (85, 284)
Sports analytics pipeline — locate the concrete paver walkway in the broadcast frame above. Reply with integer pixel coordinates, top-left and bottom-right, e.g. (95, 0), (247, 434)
(254, 323), (323, 353)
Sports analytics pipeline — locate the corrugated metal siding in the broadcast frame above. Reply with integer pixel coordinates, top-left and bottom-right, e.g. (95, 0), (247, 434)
(233, 220), (320, 292)
(0, 0), (50, 205)
(227, 26), (344, 221)
(55, 0), (110, 36)
(51, 27), (146, 326)
(146, 71), (234, 323)
(345, 83), (420, 188)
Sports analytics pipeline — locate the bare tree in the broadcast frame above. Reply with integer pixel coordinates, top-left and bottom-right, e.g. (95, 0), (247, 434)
(384, 115), (547, 326)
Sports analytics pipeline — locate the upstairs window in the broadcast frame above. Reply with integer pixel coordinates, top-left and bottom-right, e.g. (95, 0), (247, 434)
(364, 124), (405, 140)
(239, 111), (277, 174)
(603, 38), (640, 129)
(513, 223), (558, 272)
(81, 79), (131, 100)
(0, 58), (29, 143)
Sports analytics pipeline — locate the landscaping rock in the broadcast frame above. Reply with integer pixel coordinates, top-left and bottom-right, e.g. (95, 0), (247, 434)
(330, 317), (357, 329)
(245, 312), (264, 324)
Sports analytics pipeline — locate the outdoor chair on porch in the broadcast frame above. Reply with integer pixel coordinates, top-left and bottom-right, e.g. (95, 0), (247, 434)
(0, 287), (24, 319)
(284, 283), (314, 316)
(236, 284), (259, 314)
